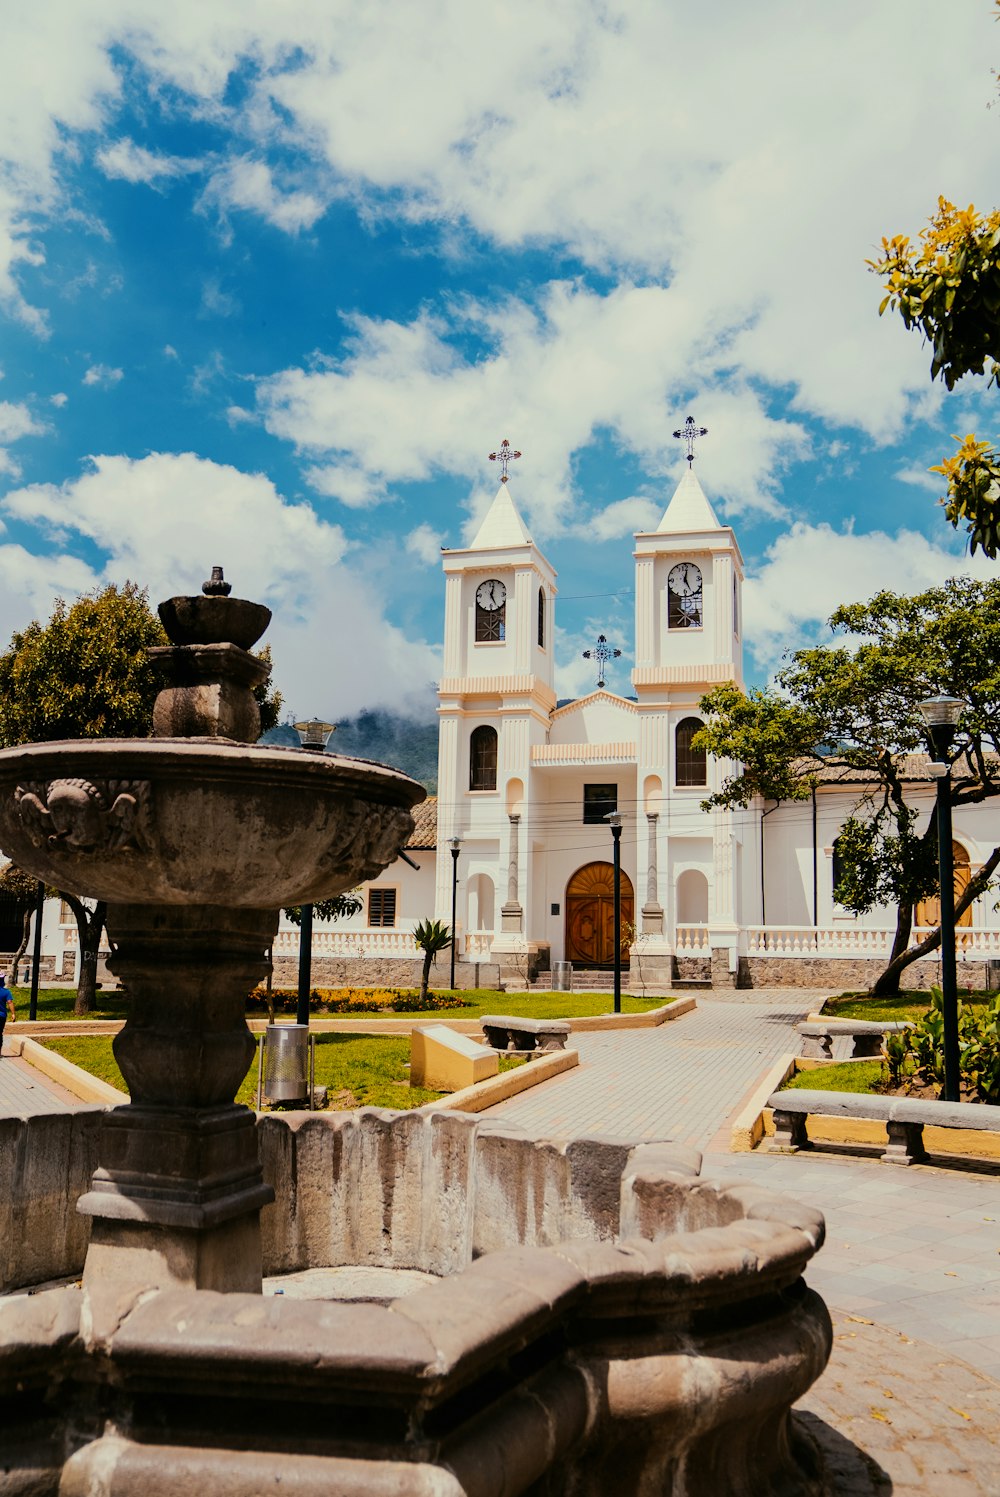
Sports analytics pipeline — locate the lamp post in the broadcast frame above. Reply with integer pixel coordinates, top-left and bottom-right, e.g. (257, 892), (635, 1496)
(917, 695), (964, 1103)
(293, 718), (336, 1026)
(606, 812), (623, 1015)
(449, 836), (461, 990)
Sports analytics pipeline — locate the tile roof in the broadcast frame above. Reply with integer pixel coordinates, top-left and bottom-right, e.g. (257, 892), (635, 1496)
(407, 795), (437, 849)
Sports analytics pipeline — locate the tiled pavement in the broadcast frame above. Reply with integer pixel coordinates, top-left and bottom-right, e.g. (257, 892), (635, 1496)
(482, 993), (820, 1146)
(0, 1048), (77, 1113)
(485, 992), (1000, 1492)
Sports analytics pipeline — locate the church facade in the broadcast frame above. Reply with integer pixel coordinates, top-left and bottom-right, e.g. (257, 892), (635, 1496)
(308, 464), (1000, 992)
(32, 467), (1000, 992)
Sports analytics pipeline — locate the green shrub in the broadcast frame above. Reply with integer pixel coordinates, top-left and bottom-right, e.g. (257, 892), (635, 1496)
(884, 986), (1000, 1104)
(246, 987), (469, 1015)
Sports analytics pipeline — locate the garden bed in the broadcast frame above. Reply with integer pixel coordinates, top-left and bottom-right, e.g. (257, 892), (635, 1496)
(38, 1033), (528, 1112)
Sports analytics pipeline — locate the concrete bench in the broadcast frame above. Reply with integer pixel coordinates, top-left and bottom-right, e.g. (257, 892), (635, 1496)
(797, 1018), (912, 1060)
(767, 1087), (1000, 1165)
(481, 1015), (571, 1054)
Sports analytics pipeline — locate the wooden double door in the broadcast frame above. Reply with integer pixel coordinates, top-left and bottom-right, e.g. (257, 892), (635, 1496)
(565, 862), (634, 967)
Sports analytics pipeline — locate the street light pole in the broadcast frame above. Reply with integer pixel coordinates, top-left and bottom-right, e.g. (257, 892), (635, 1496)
(607, 812), (623, 1015)
(449, 836), (461, 990)
(917, 695), (964, 1103)
(293, 717), (335, 1028)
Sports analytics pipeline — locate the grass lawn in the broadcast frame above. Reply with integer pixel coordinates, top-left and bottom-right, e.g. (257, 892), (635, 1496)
(39, 1032), (525, 1111)
(8, 985), (129, 1022)
(781, 1060), (886, 1095)
(262, 990), (671, 1023)
(824, 990), (993, 1024)
(21, 986), (670, 1025)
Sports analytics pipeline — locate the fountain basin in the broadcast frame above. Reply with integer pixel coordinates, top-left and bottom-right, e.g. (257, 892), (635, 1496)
(1, 1111), (832, 1496)
(0, 739), (423, 907)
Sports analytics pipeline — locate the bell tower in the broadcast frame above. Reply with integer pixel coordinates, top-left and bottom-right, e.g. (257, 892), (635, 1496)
(435, 451), (557, 948)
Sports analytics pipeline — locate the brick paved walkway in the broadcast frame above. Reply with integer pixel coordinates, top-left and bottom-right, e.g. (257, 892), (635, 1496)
(0, 1051), (77, 1114)
(485, 992), (1000, 1491)
(482, 994), (819, 1146)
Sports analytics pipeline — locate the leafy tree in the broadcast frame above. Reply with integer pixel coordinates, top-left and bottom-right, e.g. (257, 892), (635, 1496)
(283, 895), (363, 927)
(412, 919), (453, 1004)
(0, 862), (43, 983)
(697, 578), (1000, 994)
(0, 582), (282, 1012)
(870, 197), (1000, 556)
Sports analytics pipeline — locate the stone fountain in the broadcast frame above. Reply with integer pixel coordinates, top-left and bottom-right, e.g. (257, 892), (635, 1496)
(0, 573), (836, 1496)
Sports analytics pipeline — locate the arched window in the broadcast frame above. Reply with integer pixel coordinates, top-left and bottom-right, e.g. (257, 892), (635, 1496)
(675, 717), (706, 787)
(538, 587), (545, 648)
(470, 725), (498, 791)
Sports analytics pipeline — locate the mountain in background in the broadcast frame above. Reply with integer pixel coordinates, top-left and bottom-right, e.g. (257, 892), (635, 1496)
(262, 709), (439, 792)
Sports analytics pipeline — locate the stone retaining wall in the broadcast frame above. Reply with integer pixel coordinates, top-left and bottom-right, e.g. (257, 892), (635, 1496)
(269, 956), (501, 990)
(742, 954), (955, 989)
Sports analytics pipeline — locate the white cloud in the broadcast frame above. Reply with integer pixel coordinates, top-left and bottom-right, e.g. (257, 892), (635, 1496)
(0, 451), (436, 714)
(0, 450), (20, 478)
(163, 344), (178, 360)
(225, 405), (255, 426)
(50, 392), (68, 407)
(199, 157), (326, 236)
(589, 496), (663, 542)
(405, 523), (445, 565)
(256, 287), (806, 535)
(895, 465), (942, 495)
(304, 463), (388, 509)
(82, 364), (123, 387)
(96, 138), (199, 184)
(199, 277), (240, 318)
(743, 521), (998, 678)
(0, 401), (45, 442)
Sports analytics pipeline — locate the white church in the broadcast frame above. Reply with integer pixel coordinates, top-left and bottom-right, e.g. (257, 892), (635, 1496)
(39, 461), (1000, 992)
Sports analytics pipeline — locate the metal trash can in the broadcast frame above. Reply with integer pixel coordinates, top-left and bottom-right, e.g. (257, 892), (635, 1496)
(552, 961), (573, 992)
(261, 1024), (310, 1104)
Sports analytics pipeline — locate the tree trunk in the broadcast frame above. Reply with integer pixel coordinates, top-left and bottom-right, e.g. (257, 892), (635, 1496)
(61, 893), (107, 1016)
(871, 901), (914, 996)
(869, 845), (1000, 995)
(10, 907), (31, 985)
(420, 949), (433, 1004)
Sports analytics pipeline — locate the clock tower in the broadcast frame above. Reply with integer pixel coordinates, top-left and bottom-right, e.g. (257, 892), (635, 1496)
(436, 477), (557, 946)
(630, 461), (745, 982)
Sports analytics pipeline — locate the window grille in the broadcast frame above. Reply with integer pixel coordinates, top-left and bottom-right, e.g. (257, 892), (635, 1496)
(470, 725), (498, 791)
(675, 718), (707, 786)
(368, 888), (397, 927)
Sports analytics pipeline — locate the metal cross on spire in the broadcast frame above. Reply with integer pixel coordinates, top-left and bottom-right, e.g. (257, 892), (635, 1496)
(582, 634), (622, 690)
(672, 415), (708, 466)
(488, 438), (522, 483)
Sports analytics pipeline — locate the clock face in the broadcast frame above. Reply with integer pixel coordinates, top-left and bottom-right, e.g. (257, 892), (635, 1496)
(667, 563), (703, 629)
(476, 578), (507, 611)
(668, 562), (701, 597)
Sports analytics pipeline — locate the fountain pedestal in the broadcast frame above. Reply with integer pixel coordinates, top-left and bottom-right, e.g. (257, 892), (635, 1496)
(78, 902), (278, 1300)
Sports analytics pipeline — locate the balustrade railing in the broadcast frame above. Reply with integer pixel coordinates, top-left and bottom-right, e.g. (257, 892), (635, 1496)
(674, 925), (711, 954)
(269, 927), (496, 960)
(744, 925), (1000, 958)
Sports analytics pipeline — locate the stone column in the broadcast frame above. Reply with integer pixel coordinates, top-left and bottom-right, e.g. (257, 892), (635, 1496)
(500, 813), (523, 932)
(641, 812), (664, 935)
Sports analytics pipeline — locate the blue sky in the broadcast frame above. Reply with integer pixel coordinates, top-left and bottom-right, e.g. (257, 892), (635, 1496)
(2, 1), (1000, 718)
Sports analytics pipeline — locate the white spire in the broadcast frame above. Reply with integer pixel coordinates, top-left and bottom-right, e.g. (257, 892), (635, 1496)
(655, 466), (722, 533)
(469, 484), (533, 549)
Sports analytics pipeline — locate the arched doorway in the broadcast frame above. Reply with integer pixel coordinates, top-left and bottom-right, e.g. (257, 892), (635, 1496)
(916, 842), (973, 929)
(565, 862), (635, 967)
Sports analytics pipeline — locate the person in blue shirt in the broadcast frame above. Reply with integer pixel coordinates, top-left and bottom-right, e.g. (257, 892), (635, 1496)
(0, 974), (13, 1056)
